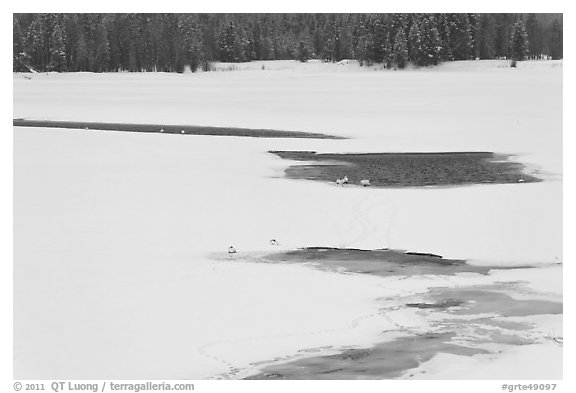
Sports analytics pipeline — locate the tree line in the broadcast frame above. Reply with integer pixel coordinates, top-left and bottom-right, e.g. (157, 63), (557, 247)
(13, 13), (563, 73)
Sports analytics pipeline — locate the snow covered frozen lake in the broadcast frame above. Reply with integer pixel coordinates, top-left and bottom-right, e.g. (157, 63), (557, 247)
(13, 59), (563, 379)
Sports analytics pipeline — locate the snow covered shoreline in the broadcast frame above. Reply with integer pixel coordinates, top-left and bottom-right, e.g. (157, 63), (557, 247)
(13, 60), (562, 379)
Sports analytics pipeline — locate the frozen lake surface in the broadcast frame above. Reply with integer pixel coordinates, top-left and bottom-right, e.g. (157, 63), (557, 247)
(13, 59), (562, 379)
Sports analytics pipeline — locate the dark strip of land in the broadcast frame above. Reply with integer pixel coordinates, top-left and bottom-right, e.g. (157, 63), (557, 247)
(13, 119), (344, 140)
(271, 150), (540, 187)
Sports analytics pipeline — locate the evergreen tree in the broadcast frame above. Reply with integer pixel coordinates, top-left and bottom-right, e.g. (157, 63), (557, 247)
(128, 42), (138, 71)
(389, 13), (406, 40)
(510, 18), (528, 65)
(353, 15), (373, 66)
(75, 29), (90, 71)
(295, 40), (311, 62)
(322, 15), (344, 61)
(25, 15), (48, 70)
(179, 14), (203, 72)
(310, 14), (326, 58)
(549, 19), (562, 60)
(494, 13), (514, 59)
(407, 18), (421, 65)
(468, 13), (481, 59)
(419, 15), (441, 66)
(94, 22), (110, 72)
(525, 13), (542, 59)
(476, 14), (496, 59)
(371, 15), (387, 63)
(48, 23), (67, 71)
(437, 14), (453, 61)
(219, 21), (243, 62)
(337, 14), (354, 60)
(449, 14), (473, 60)
(333, 27), (342, 61)
(384, 32), (393, 69)
(392, 27), (409, 68)
(198, 14), (219, 64)
(13, 17), (29, 71)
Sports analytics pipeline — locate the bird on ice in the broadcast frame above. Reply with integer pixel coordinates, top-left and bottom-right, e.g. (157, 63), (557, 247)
(336, 176), (349, 186)
(228, 246), (237, 254)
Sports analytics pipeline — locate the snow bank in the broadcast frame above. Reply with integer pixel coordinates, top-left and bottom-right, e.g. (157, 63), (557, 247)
(189, 59), (563, 73)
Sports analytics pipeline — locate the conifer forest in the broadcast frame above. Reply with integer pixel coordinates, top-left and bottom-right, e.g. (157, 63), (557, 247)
(13, 13), (563, 73)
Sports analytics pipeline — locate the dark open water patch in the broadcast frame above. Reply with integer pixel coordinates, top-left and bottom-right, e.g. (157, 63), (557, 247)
(271, 150), (540, 187)
(13, 119), (344, 139)
(242, 248), (561, 380)
(243, 281), (562, 380)
(416, 287), (563, 317)
(262, 247), (530, 278)
(245, 332), (489, 380)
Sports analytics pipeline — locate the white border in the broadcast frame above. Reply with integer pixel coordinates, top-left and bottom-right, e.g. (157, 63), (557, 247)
(3, 3), (572, 393)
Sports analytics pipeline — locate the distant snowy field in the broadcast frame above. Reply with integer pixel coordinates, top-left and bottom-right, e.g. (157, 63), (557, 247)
(13, 60), (562, 379)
